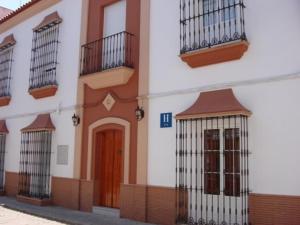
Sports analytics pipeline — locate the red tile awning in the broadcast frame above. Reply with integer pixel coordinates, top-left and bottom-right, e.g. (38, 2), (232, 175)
(33, 11), (62, 32)
(0, 34), (16, 50)
(0, 120), (9, 134)
(21, 114), (55, 132)
(176, 89), (251, 119)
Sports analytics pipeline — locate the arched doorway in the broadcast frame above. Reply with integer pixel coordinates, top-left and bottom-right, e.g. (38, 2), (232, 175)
(94, 128), (124, 208)
(87, 117), (130, 209)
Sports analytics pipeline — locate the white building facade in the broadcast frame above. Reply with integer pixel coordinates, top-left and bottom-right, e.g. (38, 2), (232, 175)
(0, 0), (83, 203)
(144, 0), (300, 225)
(0, 1), (299, 225)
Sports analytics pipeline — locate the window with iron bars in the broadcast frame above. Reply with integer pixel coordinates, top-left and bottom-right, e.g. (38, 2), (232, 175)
(29, 23), (60, 90)
(180, 0), (246, 54)
(176, 116), (249, 225)
(0, 134), (6, 192)
(0, 46), (14, 97)
(204, 128), (241, 197)
(18, 130), (52, 199)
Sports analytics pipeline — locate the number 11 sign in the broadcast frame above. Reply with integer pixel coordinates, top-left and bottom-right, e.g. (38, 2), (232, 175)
(160, 113), (172, 128)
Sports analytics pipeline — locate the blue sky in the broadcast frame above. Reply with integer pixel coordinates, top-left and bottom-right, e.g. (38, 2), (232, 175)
(0, 0), (31, 10)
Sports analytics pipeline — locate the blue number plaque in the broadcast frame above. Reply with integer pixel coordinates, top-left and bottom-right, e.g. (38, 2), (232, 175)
(160, 113), (172, 128)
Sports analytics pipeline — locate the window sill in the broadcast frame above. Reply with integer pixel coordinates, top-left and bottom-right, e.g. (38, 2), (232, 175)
(80, 66), (134, 90)
(29, 85), (58, 99)
(180, 41), (249, 68)
(0, 96), (11, 107)
(17, 195), (52, 206)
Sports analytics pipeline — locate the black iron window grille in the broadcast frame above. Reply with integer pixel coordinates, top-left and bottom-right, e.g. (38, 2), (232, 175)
(180, 0), (246, 54)
(18, 130), (52, 199)
(0, 46), (14, 97)
(29, 23), (60, 90)
(176, 115), (249, 225)
(80, 31), (134, 75)
(0, 134), (6, 191)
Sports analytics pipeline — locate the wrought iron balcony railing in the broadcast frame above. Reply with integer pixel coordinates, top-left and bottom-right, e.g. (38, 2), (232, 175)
(180, 0), (246, 54)
(81, 31), (134, 76)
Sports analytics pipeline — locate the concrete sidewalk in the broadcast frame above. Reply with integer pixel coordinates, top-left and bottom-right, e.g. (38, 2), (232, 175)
(0, 197), (156, 225)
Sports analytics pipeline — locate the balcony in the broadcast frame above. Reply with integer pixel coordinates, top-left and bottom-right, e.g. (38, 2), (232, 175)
(179, 0), (249, 68)
(80, 31), (135, 90)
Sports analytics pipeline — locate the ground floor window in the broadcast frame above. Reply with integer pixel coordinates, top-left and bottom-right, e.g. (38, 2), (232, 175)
(0, 134), (6, 191)
(176, 115), (249, 225)
(18, 130), (52, 199)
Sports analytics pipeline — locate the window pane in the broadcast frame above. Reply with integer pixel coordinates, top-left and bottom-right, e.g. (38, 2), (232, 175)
(222, 0), (236, 21)
(224, 151), (240, 173)
(204, 129), (220, 195)
(205, 152), (220, 172)
(225, 128), (240, 150)
(224, 174), (240, 196)
(204, 129), (220, 150)
(205, 173), (220, 195)
(203, 0), (218, 26)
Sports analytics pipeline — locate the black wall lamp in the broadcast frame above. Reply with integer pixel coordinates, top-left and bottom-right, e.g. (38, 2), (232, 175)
(72, 113), (80, 126)
(135, 106), (144, 121)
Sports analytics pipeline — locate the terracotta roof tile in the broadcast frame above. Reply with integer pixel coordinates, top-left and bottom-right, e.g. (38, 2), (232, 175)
(176, 89), (251, 119)
(33, 11), (62, 32)
(0, 0), (41, 25)
(21, 114), (55, 132)
(0, 34), (16, 50)
(0, 120), (9, 134)
(0, 6), (12, 20)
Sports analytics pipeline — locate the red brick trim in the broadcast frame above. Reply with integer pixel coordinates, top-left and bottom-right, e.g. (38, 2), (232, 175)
(0, 96), (11, 107)
(29, 85), (58, 99)
(249, 193), (300, 225)
(180, 41), (249, 68)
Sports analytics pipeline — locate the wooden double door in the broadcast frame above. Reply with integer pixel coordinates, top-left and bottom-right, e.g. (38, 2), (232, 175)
(95, 129), (123, 209)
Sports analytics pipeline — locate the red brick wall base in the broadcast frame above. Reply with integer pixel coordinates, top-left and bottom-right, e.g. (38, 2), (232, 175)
(51, 177), (80, 210)
(120, 184), (176, 225)
(16, 195), (52, 206)
(51, 177), (94, 212)
(6, 174), (300, 225)
(249, 193), (300, 225)
(5, 171), (18, 197)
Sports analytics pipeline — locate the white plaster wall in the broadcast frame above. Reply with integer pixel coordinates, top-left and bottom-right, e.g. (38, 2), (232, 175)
(0, 0), (83, 178)
(103, 0), (126, 37)
(149, 0), (300, 94)
(147, 0), (300, 197)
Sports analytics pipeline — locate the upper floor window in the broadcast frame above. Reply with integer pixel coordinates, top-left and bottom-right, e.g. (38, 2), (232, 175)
(29, 12), (62, 90)
(180, 0), (246, 54)
(0, 34), (16, 98)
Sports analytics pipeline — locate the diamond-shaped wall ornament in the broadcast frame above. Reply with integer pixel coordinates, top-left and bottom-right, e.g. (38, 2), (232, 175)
(102, 93), (116, 111)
